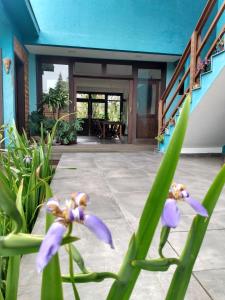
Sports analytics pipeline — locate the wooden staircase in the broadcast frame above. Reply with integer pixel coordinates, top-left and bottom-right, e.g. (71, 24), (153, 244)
(158, 0), (225, 153)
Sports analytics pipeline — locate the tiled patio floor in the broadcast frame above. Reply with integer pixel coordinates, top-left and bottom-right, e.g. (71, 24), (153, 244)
(18, 152), (225, 299)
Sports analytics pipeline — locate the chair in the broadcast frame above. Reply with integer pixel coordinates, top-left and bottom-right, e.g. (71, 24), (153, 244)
(95, 119), (103, 139)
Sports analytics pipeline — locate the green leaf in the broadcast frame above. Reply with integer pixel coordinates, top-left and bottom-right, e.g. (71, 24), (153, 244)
(107, 95), (191, 300)
(65, 244), (88, 274)
(0, 171), (23, 233)
(158, 226), (170, 258)
(5, 256), (20, 300)
(62, 272), (118, 283)
(16, 180), (27, 233)
(0, 233), (78, 256)
(166, 163), (225, 300)
(41, 184), (64, 300)
(132, 258), (179, 272)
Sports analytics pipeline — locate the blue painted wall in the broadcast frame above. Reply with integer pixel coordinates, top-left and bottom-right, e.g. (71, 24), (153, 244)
(0, 2), (16, 126)
(28, 54), (37, 112)
(29, 0), (207, 55)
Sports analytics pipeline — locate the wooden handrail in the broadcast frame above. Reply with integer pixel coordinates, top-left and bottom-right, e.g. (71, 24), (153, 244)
(161, 41), (190, 102)
(161, 88), (190, 133)
(159, 0), (225, 135)
(196, 2), (225, 57)
(195, 0), (217, 32)
(162, 67), (190, 118)
(195, 25), (225, 80)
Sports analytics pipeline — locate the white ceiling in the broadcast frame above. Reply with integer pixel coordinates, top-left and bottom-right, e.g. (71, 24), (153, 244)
(26, 45), (180, 62)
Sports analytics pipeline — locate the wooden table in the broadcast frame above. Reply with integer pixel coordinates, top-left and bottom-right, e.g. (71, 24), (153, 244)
(101, 121), (122, 139)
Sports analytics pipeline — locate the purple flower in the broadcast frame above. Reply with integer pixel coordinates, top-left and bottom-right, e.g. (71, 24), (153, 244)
(36, 193), (114, 272)
(36, 221), (67, 273)
(84, 214), (114, 249)
(161, 183), (208, 228)
(72, 207), (114, 248)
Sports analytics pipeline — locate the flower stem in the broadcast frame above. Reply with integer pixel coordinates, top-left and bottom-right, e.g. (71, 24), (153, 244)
(68, 244), (80, 300)
(166, 163), (225, 299)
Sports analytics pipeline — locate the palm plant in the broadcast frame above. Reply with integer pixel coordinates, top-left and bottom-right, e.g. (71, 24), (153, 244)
(42, 73), (70, 120)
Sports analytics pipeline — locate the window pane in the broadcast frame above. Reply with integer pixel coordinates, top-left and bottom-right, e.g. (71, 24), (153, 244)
(91, 94), (105, 100)
(108, 101), (120, 121)
(137, 83), (157, 115)
(77, 102), (88, 118)
(77, 93), (89, 99)
(138, 69), (161, 80)
(92, 103), (105, 119)
(74, 62), (102, 75)
(106, 64), (132, 76)
(108, 95), (120, 100)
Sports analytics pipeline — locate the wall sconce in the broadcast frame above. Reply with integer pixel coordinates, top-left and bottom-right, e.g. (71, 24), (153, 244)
(3, 58), (12, 74)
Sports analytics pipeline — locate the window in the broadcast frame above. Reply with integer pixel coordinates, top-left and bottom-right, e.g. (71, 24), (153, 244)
(74, 62), (102, 75)
(77, 102), (88, 118)
(92, 102), (105, 119)
(107, 95), (121, 121)
(106, 64), (132, 76)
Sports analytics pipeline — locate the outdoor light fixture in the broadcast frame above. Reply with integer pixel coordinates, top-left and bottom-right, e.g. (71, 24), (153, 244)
(3, 57), (11, 74)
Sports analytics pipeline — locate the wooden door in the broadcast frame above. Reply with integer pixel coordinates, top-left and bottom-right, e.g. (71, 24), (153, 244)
(136, 79), (160, 139)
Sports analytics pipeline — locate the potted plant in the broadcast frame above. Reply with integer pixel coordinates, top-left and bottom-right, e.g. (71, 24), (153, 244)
(56, 119), (83, 145)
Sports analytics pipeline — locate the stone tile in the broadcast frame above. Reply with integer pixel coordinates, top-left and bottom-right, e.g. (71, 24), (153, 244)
(18, 152), (225, 299)
(102, 167), (149, 178)
(106, 176), (154, 193)
(168, 229), (225, 271)
(194, 269), (225, 299)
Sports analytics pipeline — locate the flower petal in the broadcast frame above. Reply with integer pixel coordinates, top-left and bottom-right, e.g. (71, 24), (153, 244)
(185, 197), (208, 217)
(36, 221), (66, 273)
(71, 192), (90, 207)
(161, 199), (180, 228)
(72, 207), (85, 222)
(46, 198), (62, 215)
(84, 215), (114, 248)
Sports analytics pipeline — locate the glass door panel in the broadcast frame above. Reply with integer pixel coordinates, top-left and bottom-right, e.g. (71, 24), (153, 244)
(136, 68), (160, 139)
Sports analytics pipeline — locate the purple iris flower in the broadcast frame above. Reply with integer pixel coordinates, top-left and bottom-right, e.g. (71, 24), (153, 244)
(71, 207), (114, 248)
(84, 215), (114, 249)
(36, 193), (114, 272)
(36, 221), (67, 273)
(161, 183), (208, 228)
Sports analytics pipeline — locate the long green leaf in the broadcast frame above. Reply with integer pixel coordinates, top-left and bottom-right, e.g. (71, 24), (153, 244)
(41, 184), (64, 300)
(0, 172), (23, 233)
(65, 244), (88, 274)
(166, 163), (225, 299)
(62, 272), (118, 283)
(0, 233), (78, 256)
(107, 95), (191, 299)
(5, 256), (20, 300)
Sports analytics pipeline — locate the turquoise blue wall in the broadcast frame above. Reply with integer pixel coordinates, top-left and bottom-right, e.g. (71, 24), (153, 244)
(217, 0), (225, 35)
(28, 54), (37, 112)
(0, 2), (16, 125)
(29, 0), (207, 55)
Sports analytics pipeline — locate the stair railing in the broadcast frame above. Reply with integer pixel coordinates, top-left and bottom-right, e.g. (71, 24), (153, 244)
(158, 0), (225, 135)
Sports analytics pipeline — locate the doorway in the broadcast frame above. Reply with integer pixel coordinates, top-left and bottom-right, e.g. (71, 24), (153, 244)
(76, 92), (123, 136)
(15, 54), (25, 133)
(74, 77), (129, 140)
